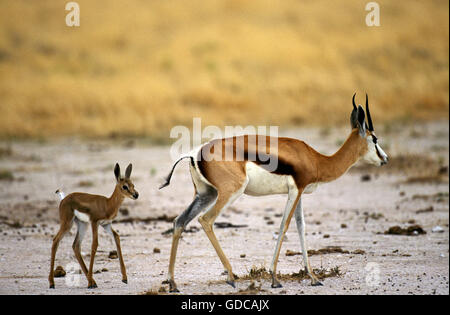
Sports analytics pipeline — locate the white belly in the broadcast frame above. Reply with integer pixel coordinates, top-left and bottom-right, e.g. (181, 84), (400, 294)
(304, 182), (320, 194)
(74, 210), (90, 222)
(244, 162), (294, 196)
(74, 210), (112, 226)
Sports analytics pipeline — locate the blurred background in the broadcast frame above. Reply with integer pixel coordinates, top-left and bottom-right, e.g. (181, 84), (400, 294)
(0, 0), (448, 141)
(0, 1), (448, 296)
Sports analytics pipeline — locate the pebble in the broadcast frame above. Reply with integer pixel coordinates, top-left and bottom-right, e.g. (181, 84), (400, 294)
(432, 226), (444, 233)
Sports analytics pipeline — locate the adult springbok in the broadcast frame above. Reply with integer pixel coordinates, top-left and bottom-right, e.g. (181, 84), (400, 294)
(49, 163), (139, 289)
(160, 94), (388, 292)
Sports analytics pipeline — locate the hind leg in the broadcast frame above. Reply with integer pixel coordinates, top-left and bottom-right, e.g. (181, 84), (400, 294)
(49, 206), (74, 288)
(167, 187), (217, 292)
(197, 185), (245, 288)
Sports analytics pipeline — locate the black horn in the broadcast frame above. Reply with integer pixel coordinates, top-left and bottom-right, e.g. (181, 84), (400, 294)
(365, 93), (374, 131)
(352, 93), (357, 111)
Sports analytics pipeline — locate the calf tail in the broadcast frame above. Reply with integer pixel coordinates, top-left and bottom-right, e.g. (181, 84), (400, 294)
(55, 189), (66, 201)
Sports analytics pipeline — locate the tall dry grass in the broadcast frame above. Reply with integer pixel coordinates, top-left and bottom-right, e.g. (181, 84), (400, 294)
(0, 0), (448, 140)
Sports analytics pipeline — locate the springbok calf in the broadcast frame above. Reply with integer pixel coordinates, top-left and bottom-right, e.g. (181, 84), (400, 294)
(49, 163), (139, 289)
(160, 94), (388, 292)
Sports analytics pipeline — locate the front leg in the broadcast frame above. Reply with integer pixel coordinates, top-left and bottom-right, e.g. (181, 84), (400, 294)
(294, 199), (322, 286)
(269, 186), (301, 288)
(87, 221), (99, 289)
(102, 223), (128, 284)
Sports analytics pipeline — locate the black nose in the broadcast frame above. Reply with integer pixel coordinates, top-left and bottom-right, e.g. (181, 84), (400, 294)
(134, 192), (139, 199)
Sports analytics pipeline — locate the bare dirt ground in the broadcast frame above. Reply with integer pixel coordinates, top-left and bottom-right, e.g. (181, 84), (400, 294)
(0, 121), (448, 295)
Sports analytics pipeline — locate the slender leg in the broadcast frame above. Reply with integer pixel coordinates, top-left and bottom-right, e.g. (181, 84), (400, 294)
(167, 226), (182, 292)
(198, 188), (244, 288)
(294, 199), (322, 286)
(269, 187), (301, 288)
(72, 219), (89, 278)
(103, 223), (128, 284)
(87, 221), (99, 289)
(167, 190), (217, 292)
(48, 209), (74, 289)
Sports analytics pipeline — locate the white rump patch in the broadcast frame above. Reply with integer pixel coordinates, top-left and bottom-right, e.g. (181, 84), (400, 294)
(189, 144), (218, 195)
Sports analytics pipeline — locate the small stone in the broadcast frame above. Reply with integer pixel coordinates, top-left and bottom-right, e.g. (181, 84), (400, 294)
(109, 250), (118, 259)
(361, 174), (371, 182)
(119, 208), (129, 216)
(54, 266), (66, 277)
(432, 226), (444, 233)
(158, 286), (166, 293)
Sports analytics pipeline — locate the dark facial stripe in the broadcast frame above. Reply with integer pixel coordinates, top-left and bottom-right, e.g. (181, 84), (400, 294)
(375, 145), (383, 160)
(372, 134), (378, 144)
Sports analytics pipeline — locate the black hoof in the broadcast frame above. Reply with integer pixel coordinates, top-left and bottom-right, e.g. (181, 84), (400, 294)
(169, 287), (180, 293)
(271, 282), (283, 288)
(312, 281), (323, 286)
(226, 280), (236, 288)
(88, 284), (98, 289)
(122, 279), (128, 284)
(49, 284), (55, 289)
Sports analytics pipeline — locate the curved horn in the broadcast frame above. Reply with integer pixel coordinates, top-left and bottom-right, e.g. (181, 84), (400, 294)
(352, 93), (357, 110)
(365, 93), (374, 131)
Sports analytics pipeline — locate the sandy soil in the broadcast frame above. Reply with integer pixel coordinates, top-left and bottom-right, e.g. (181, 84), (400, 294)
(0, 121), (448, 295)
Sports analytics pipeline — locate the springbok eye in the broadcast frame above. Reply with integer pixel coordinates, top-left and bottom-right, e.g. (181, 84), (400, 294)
(122, 185), (128, 190)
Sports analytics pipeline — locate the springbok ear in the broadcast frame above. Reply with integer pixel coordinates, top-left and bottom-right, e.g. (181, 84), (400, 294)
(356, 105), (367, 136)
(350, 107), (359, 129)
(350, 93), (359, 129)
(125, 163), (132, 179)
(114, 163), (121, 181)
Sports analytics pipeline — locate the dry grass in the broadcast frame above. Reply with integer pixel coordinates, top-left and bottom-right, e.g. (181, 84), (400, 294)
(0, 169), (14, 181)
(239, 265), (343, 282)
(0, 0), (448, 140)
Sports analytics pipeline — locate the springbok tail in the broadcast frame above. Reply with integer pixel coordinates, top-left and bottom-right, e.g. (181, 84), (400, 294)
(55, 189), (66, 201)
(159, 156), (194, 190)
